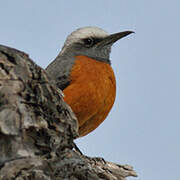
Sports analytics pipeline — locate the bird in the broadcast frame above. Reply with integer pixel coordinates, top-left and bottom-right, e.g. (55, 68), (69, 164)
(46, 26), (133, 137)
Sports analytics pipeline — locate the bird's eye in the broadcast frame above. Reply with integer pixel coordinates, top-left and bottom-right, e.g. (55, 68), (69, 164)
(83, 38), (94, 47)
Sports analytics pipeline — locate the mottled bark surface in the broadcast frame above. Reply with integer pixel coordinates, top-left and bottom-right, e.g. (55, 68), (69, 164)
(0, 45), (137, 180)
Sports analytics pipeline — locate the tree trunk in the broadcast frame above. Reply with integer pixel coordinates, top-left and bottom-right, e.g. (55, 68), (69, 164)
(0, 45), (137, 180)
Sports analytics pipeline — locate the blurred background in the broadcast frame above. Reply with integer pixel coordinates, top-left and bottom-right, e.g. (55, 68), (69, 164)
(0, 1), (179, 179)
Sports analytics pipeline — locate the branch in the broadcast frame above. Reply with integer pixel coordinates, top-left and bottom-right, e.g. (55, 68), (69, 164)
(0, 45), (137, 180)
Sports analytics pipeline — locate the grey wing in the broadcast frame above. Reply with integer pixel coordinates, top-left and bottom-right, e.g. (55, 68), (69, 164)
(46, 56), (74, 90)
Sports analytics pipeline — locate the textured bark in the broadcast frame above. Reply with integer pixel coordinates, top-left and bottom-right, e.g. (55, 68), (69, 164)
(0, 45), (137, 180)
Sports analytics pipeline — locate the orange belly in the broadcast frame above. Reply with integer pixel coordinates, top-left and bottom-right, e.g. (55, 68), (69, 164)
(63, 55), (116, 137)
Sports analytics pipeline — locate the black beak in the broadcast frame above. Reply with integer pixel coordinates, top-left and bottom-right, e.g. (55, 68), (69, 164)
(96, 31), (134, 48)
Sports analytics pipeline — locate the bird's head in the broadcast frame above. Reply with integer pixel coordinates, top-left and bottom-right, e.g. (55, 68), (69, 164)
(60, 26), (134, 64)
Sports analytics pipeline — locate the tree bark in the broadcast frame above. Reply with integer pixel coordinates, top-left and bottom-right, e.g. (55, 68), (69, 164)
(0, 45), (137, 180)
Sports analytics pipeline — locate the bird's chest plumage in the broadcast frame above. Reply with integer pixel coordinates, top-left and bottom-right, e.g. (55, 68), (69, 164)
(63, 55), (116, 136)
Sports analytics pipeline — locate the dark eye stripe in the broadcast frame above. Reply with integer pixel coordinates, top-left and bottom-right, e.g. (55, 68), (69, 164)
(84, 38), (93, 46)
(83, 37), (103, 47)
(93, 38), (102, 44)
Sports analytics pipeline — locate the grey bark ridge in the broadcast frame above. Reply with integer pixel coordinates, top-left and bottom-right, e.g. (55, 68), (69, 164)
(0, 45), (137, 180)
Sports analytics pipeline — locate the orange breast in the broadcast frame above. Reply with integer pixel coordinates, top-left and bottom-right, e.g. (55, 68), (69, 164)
(63, 55), (116, 137)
